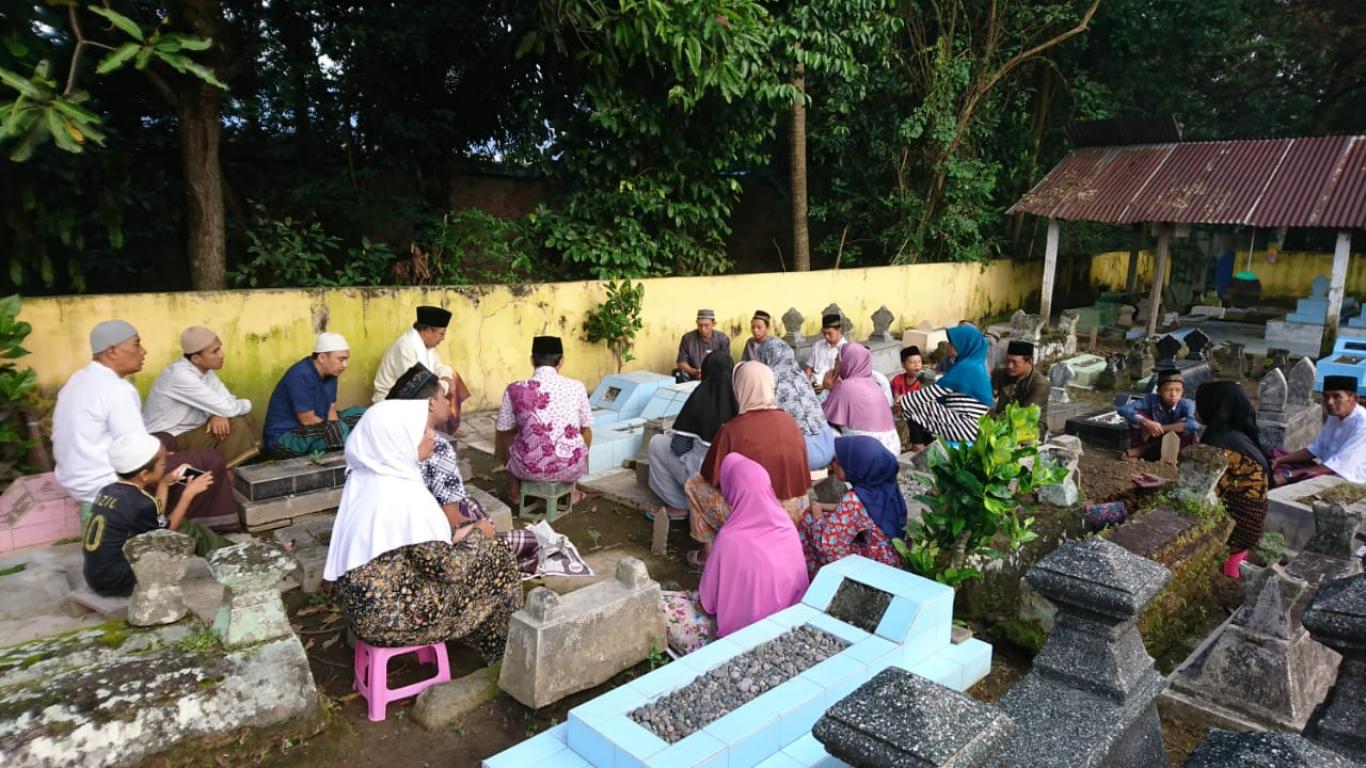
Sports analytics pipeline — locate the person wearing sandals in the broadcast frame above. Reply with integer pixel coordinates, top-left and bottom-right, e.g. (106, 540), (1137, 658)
(1195, 381), (1271, 579)
(647, 351), (738, 521)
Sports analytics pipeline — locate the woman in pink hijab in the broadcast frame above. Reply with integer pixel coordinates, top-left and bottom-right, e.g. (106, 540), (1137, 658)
(700, 453), (810, 637)
(822, 343), (900, 456)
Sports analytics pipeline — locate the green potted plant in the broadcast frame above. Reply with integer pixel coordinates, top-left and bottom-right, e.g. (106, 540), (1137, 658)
(894, 403), (1064, 586)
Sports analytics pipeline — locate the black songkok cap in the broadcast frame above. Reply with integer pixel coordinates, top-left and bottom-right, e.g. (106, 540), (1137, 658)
(387, 363), (439, 400)
(752, 310), (771, 325)
(532, 335), (564, 355)
(900, 345), (922, 361)
(1006, 340), (1035, 358)
(416, 305), (452, 327)
(822, 313), (842, 329)
(1156, 368), (1184, 385)
(1323, 375), (1358, 394)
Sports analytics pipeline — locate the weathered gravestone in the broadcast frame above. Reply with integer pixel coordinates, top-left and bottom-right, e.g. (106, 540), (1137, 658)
(1048, 363), (1076, 403)
(1258, 360), (1322, 454)
(1182, 730), (1360, 768)
(1155, 334), (1183, 366)
(869, 305), (895, 342)
(823, 302), (854, 336)
(206, 542), (295, 647)
(1127, 339), (1155, 386)
(1177, 445), (1228, 506)
(1185, 328), (1211, 361)
(1300, 572), (1366, 762)
(499, 557), (664, 709)
(782, 307), (805, 343)
(124, 529), (195, 627)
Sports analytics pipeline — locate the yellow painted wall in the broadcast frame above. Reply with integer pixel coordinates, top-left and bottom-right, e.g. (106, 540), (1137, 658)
(21, 261), (1042, 414)
(1090, 249), (1366, 298)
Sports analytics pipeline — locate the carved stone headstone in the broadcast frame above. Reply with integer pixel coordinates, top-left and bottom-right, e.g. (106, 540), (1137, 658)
(823, 302), (853, 336)
(206, 542), (295, 647)
(1185, 329), (1211, 361)
(1127, 340), (1154, 385)
(1259, 368), (1289, 416)
(1178, 444), (1229, 506)
(123, 529), (195, 627)
(1010, 310), (1045, 343)
(1155, 334), (1183, 365)
(1301, 573), (1366, 761)
(1266, 347), (1291, 374)
(782, 307), (805, 343)
(1136, 298), (1153, 324)
(1096, 354), (1123, 391)
(1287, 357), (1318, 407)
(1117, 305), (1137, 329)
(1223, 341), (1247, 380)
(1303, 501), (1366, 557)
(1048, 363), (1076, 403)
(869, 305), (895, 342)
(1310, 274), (1330, 299)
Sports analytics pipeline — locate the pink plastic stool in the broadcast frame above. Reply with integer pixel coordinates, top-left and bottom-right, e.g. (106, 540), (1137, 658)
(353, 639), (452, 721)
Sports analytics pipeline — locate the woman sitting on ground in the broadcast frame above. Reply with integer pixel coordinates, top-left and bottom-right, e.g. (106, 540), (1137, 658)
(685, 362), (810, 565)
(647, 351), (738, 521)
(797, 436), (903, 577)
(325, 400), (521, 659)
(822, 343), (901, 457)
(660, 454), (809, 654)
(387, 364), (540, 576)
(756, 338), (837, 469)
(898, 325), (993, 450)
(1195, 381), (1271, 579)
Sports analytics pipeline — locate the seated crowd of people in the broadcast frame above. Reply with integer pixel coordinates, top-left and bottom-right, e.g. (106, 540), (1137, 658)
(53, 303), (1366, 667)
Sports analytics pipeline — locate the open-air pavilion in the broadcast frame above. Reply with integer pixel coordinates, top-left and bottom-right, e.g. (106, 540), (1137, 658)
(1009, 132), (1366, 342)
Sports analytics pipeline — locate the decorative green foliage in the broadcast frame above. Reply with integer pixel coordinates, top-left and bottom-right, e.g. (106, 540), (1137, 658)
(895, 404), (1062, 587)
(1257, 531), (1287, 566)
(0, 294), (37, 481)
(584, 279), (645, 372)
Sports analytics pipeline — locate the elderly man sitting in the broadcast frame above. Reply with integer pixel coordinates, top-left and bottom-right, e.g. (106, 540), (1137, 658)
(262, 332), (366, 458)
(674, 309), (731, 383)
(143, 326), (260, 467)
(990, 340), (1049, 416)
(53, 320), (240, 531)
(494, 336), (593, 496)
(1271, 375), (1366, 486)
(371, 305), (472, 435)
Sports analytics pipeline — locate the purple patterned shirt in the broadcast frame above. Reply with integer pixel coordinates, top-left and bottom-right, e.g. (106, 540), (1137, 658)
(496, 366), (593, 483)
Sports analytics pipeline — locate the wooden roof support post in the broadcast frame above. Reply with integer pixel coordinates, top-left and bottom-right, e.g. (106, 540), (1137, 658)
(1125, 223), (1143, 295)
(1040, 217), (1060, 324)
(1324, 230), (1352, 352)
(1145, 223), (1171, 338)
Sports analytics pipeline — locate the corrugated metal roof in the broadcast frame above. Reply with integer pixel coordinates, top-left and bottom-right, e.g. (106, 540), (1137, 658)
(1009, 135), (1366, 228)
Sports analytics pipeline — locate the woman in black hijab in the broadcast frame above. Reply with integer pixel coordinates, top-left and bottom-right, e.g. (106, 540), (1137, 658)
(1195, 381), (1271, 578)
(647, 351), (739, 520)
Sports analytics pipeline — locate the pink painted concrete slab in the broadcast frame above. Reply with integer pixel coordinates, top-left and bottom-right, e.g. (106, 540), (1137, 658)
(1, 472), (82, 551)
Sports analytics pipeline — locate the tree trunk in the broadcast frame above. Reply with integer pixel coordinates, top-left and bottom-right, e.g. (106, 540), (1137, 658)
(789, 60), (810, 272)
(180, 83), (227, 290)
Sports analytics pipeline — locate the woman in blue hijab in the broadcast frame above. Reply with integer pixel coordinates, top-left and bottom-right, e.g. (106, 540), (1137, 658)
(896, 325), (993, 449)
(795, 435), (903, 576)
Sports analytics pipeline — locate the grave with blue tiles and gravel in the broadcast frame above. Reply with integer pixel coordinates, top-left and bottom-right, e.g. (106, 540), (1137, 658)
(1315, 337), (1366, 396)
(483, 555), (991, 768)
(586, 376), (696, 474)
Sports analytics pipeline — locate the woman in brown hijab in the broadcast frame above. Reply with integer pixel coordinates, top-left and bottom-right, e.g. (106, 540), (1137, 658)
(684, 362), (811, 565)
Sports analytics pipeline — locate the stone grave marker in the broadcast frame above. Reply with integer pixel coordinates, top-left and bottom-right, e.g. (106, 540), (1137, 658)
(1117, 304), (1137, 328)
(782, 307), (805, 343)
(1155, 334), (1183, 366)
(1177, 445), (1228, 504)
(869, 305), (895, 342)
(1258, 364), (1322, 453)
(124, 530), (195, 627)
(1056, 354), (1106, 387)
(1095, 353), (1124, 391)
(1126, 339), (1154, 385)
(1048, 363), (1075, 403)
(206, 542), (295, 647)
(1287, 357), (1318, 407)
(1300, 573), (1366, 761)
(1223, 341), (1247, 379)
(1183, 731), (1356, 768)
(1010, 309), (1045, 343)
(1185, 328), (1211, 360)
(1265, 347), (1291, 373)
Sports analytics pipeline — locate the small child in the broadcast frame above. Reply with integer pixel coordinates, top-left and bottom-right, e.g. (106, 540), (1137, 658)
(1117, 369), (1199, 460)
(82, 433), (222, 596)
(891, 346), (924, 401)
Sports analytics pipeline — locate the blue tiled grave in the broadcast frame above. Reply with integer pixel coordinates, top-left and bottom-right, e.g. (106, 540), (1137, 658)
(586, 418), (646, 474)
(590, 372), (674, 427)
(640, 381), (700, 420)
(484, 556), (990, 768)
(1315, 337), (1366, 396)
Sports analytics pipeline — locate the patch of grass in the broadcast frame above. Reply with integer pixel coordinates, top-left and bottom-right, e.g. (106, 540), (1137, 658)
(0, 563), (26, 577)
(176, 628), (221, 655)
(98, 622), (129, 649)
(989, 619), (1047, 655)
(646, 644), (669, 670)
(19, 652), (45, 669)
(51, 536), (82, 546)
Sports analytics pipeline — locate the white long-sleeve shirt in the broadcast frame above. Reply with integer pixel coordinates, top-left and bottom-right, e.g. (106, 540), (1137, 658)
(143, 358), (252, 435)
(53, 361), (146, 503)
(372, 328), (454, 402)
(1308, 404), (1366, 483)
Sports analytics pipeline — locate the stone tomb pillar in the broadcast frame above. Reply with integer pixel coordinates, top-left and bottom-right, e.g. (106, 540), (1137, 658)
(986, 537), (1172, 768)
(123, 529), (195, 627)
(206, 542), (295, 647)
(1301, 572), (1366, 761)
(1176, 445), (1228, 507)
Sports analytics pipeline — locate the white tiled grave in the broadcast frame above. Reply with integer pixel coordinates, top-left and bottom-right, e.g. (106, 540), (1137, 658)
(484, 556), (992, 768)
(587, 381), (698, 474)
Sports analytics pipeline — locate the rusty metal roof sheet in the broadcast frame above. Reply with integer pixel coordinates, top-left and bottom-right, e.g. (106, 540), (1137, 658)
(1009, 136), (1366, 228)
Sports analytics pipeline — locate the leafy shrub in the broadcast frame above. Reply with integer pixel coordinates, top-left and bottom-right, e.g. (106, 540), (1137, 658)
(0, 294), (38, 481)
(584, 280), (644, 372)
(230, 203), (340, 288)
(393, 209), (538, 286)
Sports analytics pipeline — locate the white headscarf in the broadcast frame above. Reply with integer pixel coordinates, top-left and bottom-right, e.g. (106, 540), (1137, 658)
(324, 400), (452, 580)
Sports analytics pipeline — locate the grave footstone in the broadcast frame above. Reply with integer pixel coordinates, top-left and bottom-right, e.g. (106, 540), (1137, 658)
(1048, 363), (1075, 403)
(1126, 340), (1155, 386)
(1177, 445), (1227, 504)
(870, 305), (895, 342)
(1257, 365), (1322, 454)
(1287, 357), (1318, 407)
(1160, 432), (1181, 465)
(1183, 730), (1358, 768)
(1117, 305), (1137, 329)
(1301, 573), (1366, 761)
(782, 307), (805, 343)
(1155, 335), (1183, 366)
(206, 542), (295, 647)
(124, 529), (195, 627)
(1184, 329), (1211, 361)
(1096, 354), (1124, 391)
(1010, 310), (1045, 344)
(1224, 341), (1247, 380)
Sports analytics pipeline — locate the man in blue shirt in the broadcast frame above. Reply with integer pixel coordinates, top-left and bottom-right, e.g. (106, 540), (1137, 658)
(1118, 369), (1199, 461)
(263, 332), (366, 458)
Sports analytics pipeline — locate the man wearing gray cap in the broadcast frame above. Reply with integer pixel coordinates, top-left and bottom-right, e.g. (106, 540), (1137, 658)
(52, 320), (240, 531)
(674, 309), (731, 383)
(143, 326), (260, 467)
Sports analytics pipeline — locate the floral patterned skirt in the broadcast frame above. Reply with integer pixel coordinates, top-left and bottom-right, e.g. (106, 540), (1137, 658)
(659, 590), (716, 655)
(684, 474), (809, 544)
(333, 537), (521, 662)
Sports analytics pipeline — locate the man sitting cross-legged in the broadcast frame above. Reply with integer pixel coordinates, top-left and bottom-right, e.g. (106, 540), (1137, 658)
(143, 326), (261, 467)
(262, 332), (365, 458)
(1271, 375), (1366, 486)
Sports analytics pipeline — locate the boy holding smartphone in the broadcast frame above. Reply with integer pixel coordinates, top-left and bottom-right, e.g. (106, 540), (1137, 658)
(82, 433), (230, 597)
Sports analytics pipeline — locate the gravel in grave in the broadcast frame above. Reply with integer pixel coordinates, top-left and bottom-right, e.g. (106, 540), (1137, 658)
(630, 624), (848, 743)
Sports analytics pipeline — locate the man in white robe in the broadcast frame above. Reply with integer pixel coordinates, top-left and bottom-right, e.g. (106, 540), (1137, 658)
(1272, 375), (1366, 485)
(372, 306), (471, 434)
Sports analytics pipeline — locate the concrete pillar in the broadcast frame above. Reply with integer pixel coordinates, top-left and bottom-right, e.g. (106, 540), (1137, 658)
(1039, 218), (1060, 324)
(1324, 230), (1351, 348)
(123, 529), (195, 626)
(206, 542), (295, 647)
(1145, 224), (1171, 338)
(1125, 223), (1143, 295)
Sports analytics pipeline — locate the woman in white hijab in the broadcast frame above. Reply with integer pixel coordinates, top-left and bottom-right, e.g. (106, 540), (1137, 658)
(326, 400), (520, 659)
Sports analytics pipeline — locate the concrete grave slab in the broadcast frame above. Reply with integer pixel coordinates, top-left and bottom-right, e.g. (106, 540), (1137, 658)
(1266, 475), (1364, 552)
(0, 472), (82, 555)
(1057, 354), (1106, 387)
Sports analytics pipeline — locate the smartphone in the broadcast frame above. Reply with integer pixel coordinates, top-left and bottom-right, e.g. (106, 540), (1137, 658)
(177, 466), (206, 484)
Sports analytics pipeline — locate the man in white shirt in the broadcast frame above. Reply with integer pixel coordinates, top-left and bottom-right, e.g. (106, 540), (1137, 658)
(53, 320), (240, 531)
(143, 326), (260, 467)
(1272, 375), (1366, 485)
(806, 313), (848, 394)
(372, 306), (471, 435)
